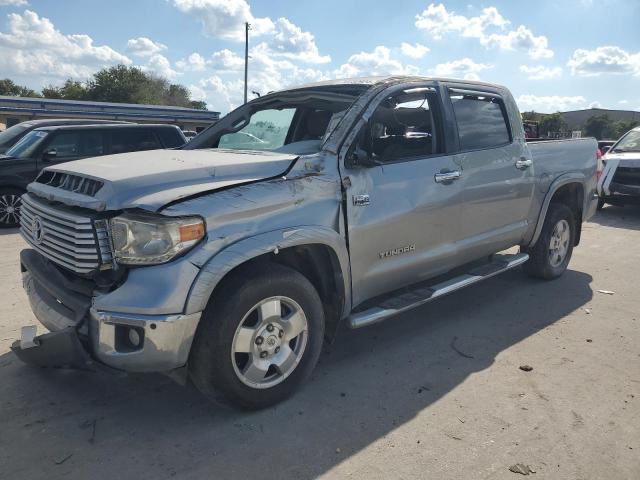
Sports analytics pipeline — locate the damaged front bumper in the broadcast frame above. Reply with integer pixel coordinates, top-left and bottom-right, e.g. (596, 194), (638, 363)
(13, 249), (201, 373)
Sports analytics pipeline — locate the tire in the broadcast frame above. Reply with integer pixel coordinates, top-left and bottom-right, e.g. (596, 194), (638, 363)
(189, 263), (325, 409)
(597, 198), (605, 210)
(0, 188), (24, 228)
(523, 203), (575, 280)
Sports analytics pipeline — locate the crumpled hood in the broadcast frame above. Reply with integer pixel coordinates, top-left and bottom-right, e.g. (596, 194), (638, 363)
(27, 148), (298, 211)
(603, 151), (640, 168)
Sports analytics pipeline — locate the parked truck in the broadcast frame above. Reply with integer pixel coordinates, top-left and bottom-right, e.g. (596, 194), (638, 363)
(12, 77), (598, 409)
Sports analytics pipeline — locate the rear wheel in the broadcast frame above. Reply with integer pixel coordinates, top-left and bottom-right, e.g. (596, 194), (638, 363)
(0, 188), (23, 228)
(523, 203), (575, 280)
(189, 263), (325, 409)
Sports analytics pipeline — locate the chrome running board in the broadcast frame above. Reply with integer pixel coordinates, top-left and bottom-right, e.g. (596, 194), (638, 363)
(347, 253), (529, 329)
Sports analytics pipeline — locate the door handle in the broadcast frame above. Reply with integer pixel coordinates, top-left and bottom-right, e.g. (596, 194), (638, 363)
(434, 170), (461, 183)
(515, 158), (532, 169)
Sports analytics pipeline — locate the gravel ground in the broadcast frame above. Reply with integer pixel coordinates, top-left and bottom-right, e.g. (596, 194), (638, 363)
(0, 206), (638, 480)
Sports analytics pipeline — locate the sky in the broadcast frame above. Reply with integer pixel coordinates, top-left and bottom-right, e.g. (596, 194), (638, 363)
(0, 0), (639, 114)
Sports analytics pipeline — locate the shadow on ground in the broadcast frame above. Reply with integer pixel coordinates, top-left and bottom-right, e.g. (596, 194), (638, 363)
(589, 204), (640, 231)
(0, 268), (593, 479)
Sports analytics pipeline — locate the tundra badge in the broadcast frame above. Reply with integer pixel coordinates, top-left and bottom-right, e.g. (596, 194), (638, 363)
(379, 244), (416, 259)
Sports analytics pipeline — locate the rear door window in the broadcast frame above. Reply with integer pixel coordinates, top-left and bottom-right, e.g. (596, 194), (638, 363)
(449, 92), (511, 150)
(109, 129), (160, 154)
(45, 132), (81, 160)
(80, 130), (106, 156)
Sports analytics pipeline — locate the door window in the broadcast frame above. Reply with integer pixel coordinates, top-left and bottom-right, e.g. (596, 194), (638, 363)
(369, 88), (438, 163)
(45, 132), (81, 159)
(110, 129), (160, 154)
(450, 93), (511, 150)
(81, 131), (105, 156)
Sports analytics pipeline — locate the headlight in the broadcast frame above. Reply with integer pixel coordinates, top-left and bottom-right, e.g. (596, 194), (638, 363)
(110, 212), (205, 265)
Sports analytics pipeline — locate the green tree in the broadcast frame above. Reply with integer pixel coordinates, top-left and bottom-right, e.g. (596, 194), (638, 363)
(521, 111), (541, 122)
(41, 79), (89, 100)
(0, 78), (40, 97)
(584, 114), (613, 139)
(611, 119), (640, 140)
(539, 112), (567, 137)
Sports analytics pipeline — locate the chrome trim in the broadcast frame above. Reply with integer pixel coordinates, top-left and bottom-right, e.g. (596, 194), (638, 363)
(434, 170), (461, 183)
(515, 158), (533, 170)
(89, 309), (202, 372)
(352, 194), (371, 206)
(20, 193), (111, 274)
(348, 253), (529, 329)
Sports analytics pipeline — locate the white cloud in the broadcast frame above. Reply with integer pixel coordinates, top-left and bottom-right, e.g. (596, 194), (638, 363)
(208, 48), (244, 71)
(176, 52), (207, 71)
(143, 54), (179, 79)
(618, 100), (629, 105)
(0, 10), (131, 79)
(127, 37), (167, 57)
(171, 0), (274, 41)
(171, 0), (329, 65)
(481, 25), (553, 59)
(415, 3), (552, 59)
(517, 94), (587, 113)
(0, 0), (28, 6)
(432, 57), (492, 80)
(415, 3), (507, 40)
(333, 46), (418, 78)
(567, 46), (640, 76)
(588, 101), (602, 109)
(270, 17), (330, 64)
(520, 64), (562, 80)
(400, 42), (430, 59)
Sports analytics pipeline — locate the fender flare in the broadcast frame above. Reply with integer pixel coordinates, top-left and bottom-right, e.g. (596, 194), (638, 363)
(528, 173), (587, 247)
(184, 226), (352, 316)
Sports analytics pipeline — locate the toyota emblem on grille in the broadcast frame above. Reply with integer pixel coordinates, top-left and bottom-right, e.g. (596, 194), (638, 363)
(32, 216), (45, 244)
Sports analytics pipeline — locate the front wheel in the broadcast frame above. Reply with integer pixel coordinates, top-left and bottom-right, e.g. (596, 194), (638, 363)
(189, 263), (325, 409)
(522, 203), (575, 280)
(0, 188), (23, 228)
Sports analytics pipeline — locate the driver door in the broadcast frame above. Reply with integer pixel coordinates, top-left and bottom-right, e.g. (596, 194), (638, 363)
(340, 84), (464, 307)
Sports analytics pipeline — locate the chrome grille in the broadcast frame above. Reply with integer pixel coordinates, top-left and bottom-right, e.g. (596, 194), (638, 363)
(20, 194), (112, 274)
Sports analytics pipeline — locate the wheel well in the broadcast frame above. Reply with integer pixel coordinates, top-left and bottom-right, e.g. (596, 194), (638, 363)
(549, 183), (584, 245)
(211, 244), (347, 343)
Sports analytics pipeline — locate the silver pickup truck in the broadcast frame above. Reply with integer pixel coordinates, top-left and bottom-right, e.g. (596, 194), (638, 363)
(12, 76), (598, 409)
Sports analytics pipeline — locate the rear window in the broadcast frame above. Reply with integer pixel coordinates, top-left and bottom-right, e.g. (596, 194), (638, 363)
(450, 93), (511, 150)
(155, 127), (185, 148)
(110, 129), (160, 154)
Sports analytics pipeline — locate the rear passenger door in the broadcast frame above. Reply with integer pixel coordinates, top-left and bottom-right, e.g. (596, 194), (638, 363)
(447, 87), (534, 262)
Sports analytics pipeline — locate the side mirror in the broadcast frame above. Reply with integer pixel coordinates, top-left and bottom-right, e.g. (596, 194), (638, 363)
(42, 149), (57, 161)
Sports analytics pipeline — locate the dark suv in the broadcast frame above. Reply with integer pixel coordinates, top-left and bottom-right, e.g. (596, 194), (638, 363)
(0, 123), (186, 227)
(0, 119), (131, 154)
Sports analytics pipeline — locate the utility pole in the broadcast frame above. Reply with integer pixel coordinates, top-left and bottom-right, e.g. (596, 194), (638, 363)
(244, 22), (250, 104)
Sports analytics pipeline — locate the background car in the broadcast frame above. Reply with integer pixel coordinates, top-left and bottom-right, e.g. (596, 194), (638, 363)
(0, 119), (131, 154)
(0, 123), (186, 227)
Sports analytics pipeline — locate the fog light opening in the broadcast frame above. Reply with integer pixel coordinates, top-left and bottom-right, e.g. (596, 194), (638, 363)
(128, 328), (141, 347)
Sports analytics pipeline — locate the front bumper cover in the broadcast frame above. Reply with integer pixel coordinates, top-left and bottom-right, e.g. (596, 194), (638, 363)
(15, 249), (202, 373)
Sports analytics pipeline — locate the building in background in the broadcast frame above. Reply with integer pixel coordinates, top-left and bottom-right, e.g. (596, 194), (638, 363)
(0, 96), (219, 132)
